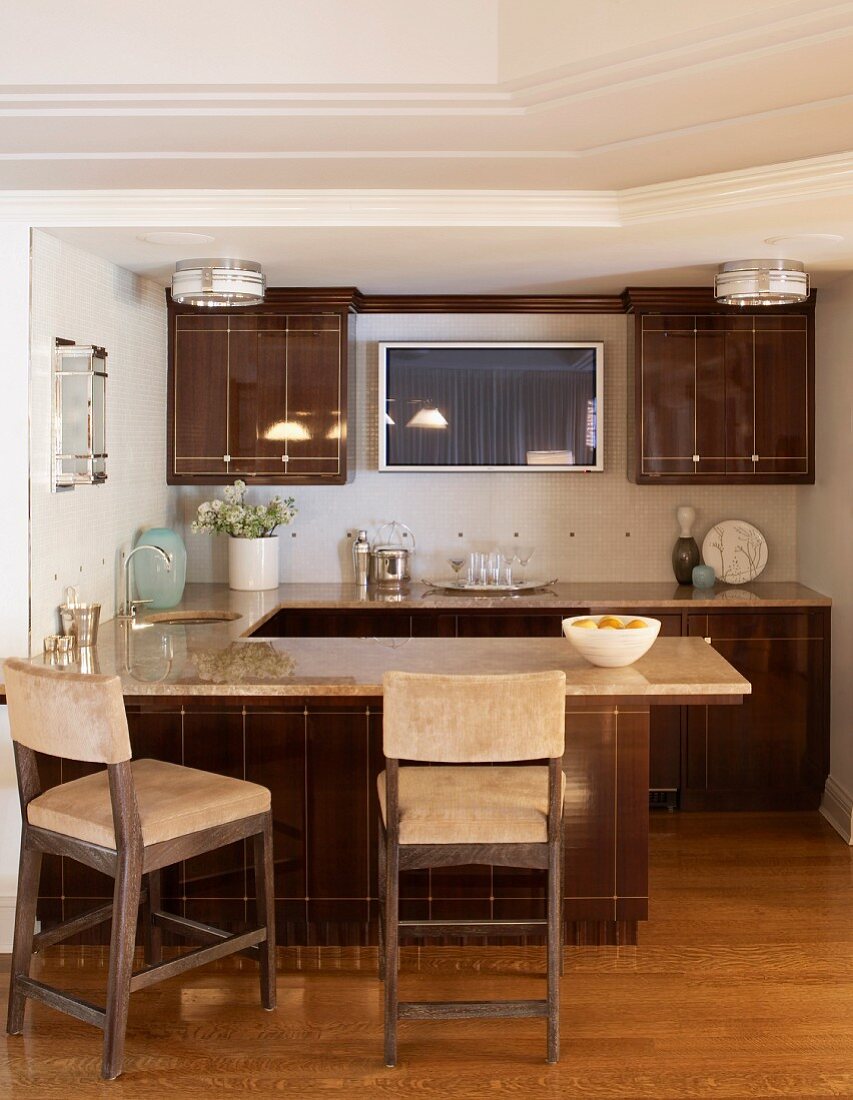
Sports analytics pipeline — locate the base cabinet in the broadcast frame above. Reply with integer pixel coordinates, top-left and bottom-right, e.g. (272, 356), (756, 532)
(39, 697), (647, 949)
(683, 612), (828, 810)
(254, 602), (830, 811)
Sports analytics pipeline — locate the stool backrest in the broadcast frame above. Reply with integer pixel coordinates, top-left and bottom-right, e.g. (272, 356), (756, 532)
(3, 658), (132, 765)
(382, 670), (566, 762)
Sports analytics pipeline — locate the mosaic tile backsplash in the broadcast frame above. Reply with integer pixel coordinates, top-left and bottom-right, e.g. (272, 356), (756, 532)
(177, 313), (798, 587)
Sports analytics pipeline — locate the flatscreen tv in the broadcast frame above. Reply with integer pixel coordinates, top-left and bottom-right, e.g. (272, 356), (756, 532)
(378, 342), (604, 472)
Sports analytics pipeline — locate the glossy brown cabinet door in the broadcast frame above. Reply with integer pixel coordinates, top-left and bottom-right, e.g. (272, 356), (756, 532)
(168, 307), (349, 484)
(173, 318), (230, 477)
(635, 308), (813, 484)
(684, 611), (828, 809)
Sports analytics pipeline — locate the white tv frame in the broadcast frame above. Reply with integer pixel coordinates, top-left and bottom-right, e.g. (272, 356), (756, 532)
(378, 341), (605, 473)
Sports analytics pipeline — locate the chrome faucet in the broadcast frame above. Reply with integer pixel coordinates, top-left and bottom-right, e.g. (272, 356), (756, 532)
(117, 545), (173, 621)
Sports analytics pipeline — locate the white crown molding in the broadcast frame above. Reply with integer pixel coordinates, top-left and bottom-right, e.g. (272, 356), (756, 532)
(620, 151), (853, 222)
(0, 189), (621, 228)
(820, 775), (853, 844)
(0, 151), (848, 229)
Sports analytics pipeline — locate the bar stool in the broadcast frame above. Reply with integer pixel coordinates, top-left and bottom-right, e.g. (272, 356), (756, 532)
(377, 669), (566, 1066)
(3, 658), (276, 1080)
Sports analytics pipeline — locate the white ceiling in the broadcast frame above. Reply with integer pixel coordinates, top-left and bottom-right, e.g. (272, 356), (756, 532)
(3, 0), (853, 291)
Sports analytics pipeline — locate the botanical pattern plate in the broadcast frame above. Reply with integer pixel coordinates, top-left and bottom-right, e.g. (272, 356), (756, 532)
(701, 520), (768, 585)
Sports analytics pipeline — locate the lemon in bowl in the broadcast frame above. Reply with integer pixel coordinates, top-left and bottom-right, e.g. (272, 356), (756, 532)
(561, 614), (661, 667)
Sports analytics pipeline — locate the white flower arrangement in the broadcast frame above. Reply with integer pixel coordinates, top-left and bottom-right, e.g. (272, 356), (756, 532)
(191, 480), (297, 539)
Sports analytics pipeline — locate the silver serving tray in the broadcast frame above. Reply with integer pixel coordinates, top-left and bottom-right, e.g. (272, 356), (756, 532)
(423, 578), (558, 593)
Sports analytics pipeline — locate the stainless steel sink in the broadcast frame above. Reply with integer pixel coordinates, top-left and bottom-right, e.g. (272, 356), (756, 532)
(145, 610), (242, 626)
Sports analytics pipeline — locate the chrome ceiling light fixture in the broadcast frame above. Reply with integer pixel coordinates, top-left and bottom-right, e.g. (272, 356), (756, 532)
(714, 259), (809, 306)
(171, 258), (265, 307)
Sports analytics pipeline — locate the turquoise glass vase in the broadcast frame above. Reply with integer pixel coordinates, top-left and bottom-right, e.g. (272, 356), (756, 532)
(133, 527), (187, 609)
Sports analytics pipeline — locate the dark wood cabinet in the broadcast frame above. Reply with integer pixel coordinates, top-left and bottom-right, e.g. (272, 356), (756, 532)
(633, 303), (813, 484)
(250, 602), (830, 812)
(168, 299), (352, 485)
(683, 610), (828, 810)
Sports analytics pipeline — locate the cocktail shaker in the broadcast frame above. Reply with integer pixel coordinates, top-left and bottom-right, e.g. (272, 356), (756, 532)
(352, 530), (370, 587)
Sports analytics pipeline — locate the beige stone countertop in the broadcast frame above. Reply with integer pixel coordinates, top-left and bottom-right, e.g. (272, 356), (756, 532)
(8, 626), (750, 702)
(132, 580), (830, 638)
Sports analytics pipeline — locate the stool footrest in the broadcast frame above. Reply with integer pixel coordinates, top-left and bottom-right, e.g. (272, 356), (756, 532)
(16, 976), (106, 1029)
(398, 999), (548, 1021)
(153, 910), (260, 958)
(32, 902), (116, 952)
(130, 927), (267, 993)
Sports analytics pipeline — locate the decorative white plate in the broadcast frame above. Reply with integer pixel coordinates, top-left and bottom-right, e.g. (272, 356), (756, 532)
(701, 520), (768, 585)
(424, 578), (558, 593)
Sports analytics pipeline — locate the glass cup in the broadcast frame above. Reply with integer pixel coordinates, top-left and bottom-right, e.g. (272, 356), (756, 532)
(467, 552), (486, 585)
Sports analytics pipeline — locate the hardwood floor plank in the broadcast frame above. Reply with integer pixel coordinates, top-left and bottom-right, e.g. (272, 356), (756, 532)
(1, 812), (851, 1097)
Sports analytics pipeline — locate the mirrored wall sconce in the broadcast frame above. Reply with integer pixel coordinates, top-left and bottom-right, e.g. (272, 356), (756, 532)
(52, 339), (108, 490)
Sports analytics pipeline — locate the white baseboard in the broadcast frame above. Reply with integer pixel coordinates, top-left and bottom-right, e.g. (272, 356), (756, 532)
(0, 895), (16, 954)
(820, 776), (853, 845)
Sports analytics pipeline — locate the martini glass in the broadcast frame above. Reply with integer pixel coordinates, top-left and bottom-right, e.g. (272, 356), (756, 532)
(516, 546), (535, 580)
(448, 556), (465, 585)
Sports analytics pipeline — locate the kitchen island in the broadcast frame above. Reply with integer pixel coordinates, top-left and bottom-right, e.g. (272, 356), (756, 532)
(2, 584), (757, 949)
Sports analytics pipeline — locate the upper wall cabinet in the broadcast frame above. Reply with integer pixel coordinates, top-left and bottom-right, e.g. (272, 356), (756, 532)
(167, 296), (354, 485)
(631, 298), (814, 485)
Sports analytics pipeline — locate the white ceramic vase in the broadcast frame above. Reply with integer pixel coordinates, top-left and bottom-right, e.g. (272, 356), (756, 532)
(228, 536), (280, 591)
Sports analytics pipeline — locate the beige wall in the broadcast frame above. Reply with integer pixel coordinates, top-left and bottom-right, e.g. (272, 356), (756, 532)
(800, 276), (853, 842)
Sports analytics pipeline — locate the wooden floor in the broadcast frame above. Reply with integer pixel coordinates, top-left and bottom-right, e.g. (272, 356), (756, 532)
(2, 812), (852, 1098)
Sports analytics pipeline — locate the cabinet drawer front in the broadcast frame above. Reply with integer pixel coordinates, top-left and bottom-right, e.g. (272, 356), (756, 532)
(689, 612), (819, 640)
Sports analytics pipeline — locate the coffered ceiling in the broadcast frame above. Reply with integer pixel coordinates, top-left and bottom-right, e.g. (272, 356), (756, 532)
(2, 0), (853, 290)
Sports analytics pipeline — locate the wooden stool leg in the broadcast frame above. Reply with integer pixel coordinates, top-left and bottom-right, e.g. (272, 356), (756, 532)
(6, 843), (42, 1035)
(377, 818), (386, 982)
(546, 836), (561, 1065)
(143, 869), (162, 967)
(383, 831), (399, 1068)
(102, 846), (142, 1081)
(253, 813), (277, 1011)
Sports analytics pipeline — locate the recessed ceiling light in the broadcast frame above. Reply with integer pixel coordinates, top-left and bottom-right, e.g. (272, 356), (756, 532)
(138, 231), (215, 246)
(763, 233), (843, 245)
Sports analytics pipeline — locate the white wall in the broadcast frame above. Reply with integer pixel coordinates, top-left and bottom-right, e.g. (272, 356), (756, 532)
(29, 231), (175, 641)
(0, 231), (175, 949)
(800, 276), (853, 842)
(0, 225), (33, 948)
(179, 312), (799, 587)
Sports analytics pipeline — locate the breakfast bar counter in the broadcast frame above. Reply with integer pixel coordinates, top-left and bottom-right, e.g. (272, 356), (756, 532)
(1, 588), (758, 951)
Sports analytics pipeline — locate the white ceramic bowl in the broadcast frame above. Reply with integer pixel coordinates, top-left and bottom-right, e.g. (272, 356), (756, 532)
(561, 614), (661, 667)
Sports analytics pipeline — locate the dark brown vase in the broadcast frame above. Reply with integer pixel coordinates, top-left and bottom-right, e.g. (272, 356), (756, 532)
(672, 537), (700, 584)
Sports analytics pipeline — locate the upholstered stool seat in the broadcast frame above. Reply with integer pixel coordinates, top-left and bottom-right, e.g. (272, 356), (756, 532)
(377, 766), (566, 845)
(28, 759), (271, 850)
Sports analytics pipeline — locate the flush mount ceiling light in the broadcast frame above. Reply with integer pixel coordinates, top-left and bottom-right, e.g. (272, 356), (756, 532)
(714, 259), (810, 306)
(171, 258), (265, 308)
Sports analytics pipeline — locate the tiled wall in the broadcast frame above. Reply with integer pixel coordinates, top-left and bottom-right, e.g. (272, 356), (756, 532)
(178, 313), (798, 586)
(29, 231), (175, 646)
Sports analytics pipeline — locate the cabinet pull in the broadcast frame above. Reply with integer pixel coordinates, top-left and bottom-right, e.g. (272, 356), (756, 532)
(282, 454), (290, 463)
(751, 454), (759, 463)
(692, 454), (700, 463)
(223, 453), (231, 463)
(704, 637), (712, 644)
